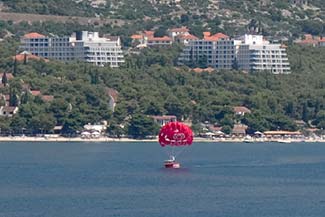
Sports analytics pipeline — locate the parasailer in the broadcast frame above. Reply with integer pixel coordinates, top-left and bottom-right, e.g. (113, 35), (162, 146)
(158, 121), (194, 168)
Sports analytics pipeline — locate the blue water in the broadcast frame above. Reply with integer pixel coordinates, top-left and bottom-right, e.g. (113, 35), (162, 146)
(1, 142), (325, 217)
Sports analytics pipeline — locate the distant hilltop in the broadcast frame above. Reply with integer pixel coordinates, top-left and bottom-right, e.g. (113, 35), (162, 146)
(0, 12), (125, 26)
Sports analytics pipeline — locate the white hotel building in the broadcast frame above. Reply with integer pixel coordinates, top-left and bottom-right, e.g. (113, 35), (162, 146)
(20, 31), (125, 67)
(179, 33), (291, 74)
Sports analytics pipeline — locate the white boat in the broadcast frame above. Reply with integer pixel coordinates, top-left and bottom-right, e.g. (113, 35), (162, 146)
(277, 139), (291, 143)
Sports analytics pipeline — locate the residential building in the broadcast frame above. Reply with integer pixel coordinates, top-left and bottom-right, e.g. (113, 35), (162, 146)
(179, 33), (291, 74)
(131, 31), (172, 48)
(167, 27), (190, 40)
(238, 34), (291, 74)
(231, 124), (248, 137)
(0, 106), (19, 117)
(20, 31), (125, 67)
(14, 51), (49, 62)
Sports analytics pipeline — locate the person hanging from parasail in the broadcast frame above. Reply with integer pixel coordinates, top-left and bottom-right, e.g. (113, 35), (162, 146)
(158, 121), (194, 168)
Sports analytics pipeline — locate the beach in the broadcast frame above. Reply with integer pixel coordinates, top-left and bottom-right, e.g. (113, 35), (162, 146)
(0, 136), (324, 143)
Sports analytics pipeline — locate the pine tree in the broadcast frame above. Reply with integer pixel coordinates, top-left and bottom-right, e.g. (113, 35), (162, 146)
(2, 72), (8, 87)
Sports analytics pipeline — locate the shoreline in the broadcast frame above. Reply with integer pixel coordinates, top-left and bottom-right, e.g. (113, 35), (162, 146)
(0, 136), (324, 143)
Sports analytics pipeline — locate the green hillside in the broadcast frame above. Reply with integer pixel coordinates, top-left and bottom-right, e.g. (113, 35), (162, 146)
(0, 36), (325, 136)
(0, 0), (324, 137)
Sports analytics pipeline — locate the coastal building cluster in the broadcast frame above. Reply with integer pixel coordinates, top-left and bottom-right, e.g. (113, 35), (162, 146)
(20, 31), (125, 67)
(178, 33), (291, 74)
(19, 27), (324, 74)
(131, 27), (291, 74)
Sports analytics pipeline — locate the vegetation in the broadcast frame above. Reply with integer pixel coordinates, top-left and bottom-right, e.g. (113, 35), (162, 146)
(0, 1), (324, 137)
(0, 31), (325, 137)
(1, 0), (324, 38)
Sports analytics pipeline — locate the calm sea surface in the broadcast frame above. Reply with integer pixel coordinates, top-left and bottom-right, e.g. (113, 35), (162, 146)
(1, 141), (325, 217)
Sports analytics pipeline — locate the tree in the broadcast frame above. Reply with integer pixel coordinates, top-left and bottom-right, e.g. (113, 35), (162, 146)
(128, 114), (159, 139)
(1, 71), (8, 86)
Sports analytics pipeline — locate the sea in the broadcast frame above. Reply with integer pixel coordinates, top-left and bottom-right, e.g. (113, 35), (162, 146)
(1, 141), (325, 217)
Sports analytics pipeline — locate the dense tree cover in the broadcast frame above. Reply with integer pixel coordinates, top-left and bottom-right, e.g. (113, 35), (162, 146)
(0, 32), (325, 137)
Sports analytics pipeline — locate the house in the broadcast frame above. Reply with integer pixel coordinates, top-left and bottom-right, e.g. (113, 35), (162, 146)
(14, 51), (49, 62)
(167, 27), (190, 40)
(233, 106), (251, 116)
(83, 122), (107, 134)
(151, 115), (177, 126)
(231, 124), (248, 137)
(131, 30), (173, 47)
(29, 89), (54, 102)
(0, 106), (19, 117)
(176, 33), (198, 45)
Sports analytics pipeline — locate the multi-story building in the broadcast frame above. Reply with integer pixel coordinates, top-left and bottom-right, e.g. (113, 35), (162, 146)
(178, 32), (235, 69)
(179, 33), (291, 74)
(238, 35), (291, 74)
(20, 31), (125, 67)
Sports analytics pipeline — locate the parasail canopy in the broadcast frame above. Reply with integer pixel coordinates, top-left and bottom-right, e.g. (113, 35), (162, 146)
(158, 121), (193, 147)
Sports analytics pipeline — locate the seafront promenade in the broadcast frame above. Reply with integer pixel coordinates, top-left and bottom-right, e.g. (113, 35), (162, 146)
(0, 136), (324, 143)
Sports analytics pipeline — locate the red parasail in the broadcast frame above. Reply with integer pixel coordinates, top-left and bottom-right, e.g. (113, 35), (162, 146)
(158, 121), (193, 147)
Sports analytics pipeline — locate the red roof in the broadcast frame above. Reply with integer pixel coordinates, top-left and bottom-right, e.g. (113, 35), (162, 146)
(131, 34), (143, 40)
(203, 32), (229, 41)
(23, 32), (46, 39)
(30, 90), (41, 96)
(178, 34), (198, 40)
(14, 52), (49, 62)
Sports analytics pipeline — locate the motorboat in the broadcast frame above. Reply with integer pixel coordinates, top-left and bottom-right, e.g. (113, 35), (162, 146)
(164, 155), (180, 168)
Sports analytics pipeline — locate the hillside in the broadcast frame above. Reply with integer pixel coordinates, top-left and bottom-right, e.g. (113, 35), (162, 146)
(0, 36), (325, 136)
(1, 0), (324, 38)
(0, 0), (324, 137)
